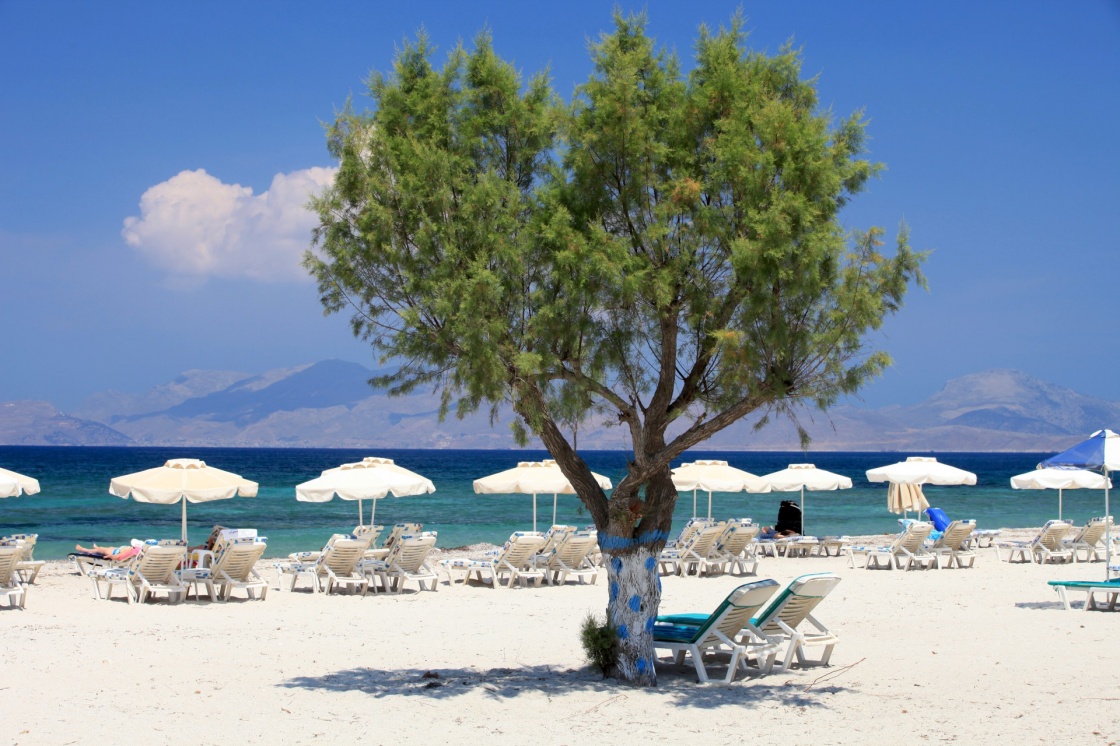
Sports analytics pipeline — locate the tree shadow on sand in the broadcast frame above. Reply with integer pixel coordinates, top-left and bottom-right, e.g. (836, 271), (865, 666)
(279, 662), (852, 710)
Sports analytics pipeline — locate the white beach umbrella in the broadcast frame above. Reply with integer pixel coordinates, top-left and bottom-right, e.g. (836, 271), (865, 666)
(867, 456), (977, 520)
(671, 460), (770, 519)
(0, 467), (40, 498)
(109, 458), (258, 542)
(473, 460), (612, 532)
(296, 456), (435, 526)
(760, 464), (852, 536)
(1010, 468), (1110, 522)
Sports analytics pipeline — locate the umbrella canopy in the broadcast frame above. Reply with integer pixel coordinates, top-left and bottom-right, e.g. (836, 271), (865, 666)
(760, 464), (852, 536)
(296, 457), (435, 526)
(888, 482), (930, 515)
(0, 467), (40, 498)
(866, 456), (978, 486)
(109, 458), (258, 542)
(1039, 430), (1120, 578)
(473, 459), (612, 532)
(1010, 468), (1110, 522)
(671, 460), (770, 519)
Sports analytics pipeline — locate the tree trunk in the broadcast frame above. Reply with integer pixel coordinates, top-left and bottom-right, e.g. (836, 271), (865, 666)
(603, 544), (661, 686)
(600, 467), (675, 686)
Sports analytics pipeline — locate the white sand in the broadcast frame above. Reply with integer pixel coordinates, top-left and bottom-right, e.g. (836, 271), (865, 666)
(2, 532), (1118, 745)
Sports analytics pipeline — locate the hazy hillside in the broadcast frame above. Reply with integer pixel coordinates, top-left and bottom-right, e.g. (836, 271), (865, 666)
(4, 363), (1117, 450)
(0, 401), (132, 446)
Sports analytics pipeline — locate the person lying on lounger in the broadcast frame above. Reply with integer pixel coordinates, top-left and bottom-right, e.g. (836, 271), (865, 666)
(759, 526), (799, 539)
(188, 525), (226, 553)
(73, 542), (142, 561)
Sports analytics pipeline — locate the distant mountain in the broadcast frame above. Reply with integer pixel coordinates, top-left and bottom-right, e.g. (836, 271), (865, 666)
(0, 401), (132, 446)
(4, 364), (1117, 450)
(121, 360), (377, 427)
(75, 368), (251, 422)
(687, 369), (1120, 452)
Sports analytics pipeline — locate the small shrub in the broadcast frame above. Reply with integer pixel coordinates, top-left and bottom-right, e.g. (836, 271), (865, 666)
(580, 612), (618, 678)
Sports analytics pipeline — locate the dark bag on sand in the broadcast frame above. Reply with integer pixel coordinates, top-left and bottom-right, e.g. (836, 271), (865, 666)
(775, 500), (802, 535)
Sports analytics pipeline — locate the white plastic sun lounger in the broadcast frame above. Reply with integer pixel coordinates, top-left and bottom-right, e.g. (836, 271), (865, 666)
(365, 532), (439, 593)
(0, 545), (28, 609)
(995, 521), (1073, 564)
(90, 541), (188, 604)
(440, 532), (546, 589)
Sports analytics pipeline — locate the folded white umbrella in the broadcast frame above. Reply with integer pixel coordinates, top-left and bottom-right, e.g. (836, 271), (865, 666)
(109, 458), (258, 542)
(888, 482), (929, 516)
(0, 467), (40, 498)
(671, 459), (770, 519)
(761, 464), (852, 536)
(474, 459), (612, 532)
(296, 457), (435, 526)
(1010, 468), (1110, 522)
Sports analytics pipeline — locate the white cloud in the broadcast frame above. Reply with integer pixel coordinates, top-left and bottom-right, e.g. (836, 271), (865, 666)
(122, 166), (336, 282)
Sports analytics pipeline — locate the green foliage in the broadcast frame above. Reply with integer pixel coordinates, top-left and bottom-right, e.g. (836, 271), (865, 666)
(580, 612), (619, 678)
(307, 10), (927, 534)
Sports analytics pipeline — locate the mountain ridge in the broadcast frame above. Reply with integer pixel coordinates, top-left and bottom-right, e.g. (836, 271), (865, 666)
(3, 364), (1117, 450)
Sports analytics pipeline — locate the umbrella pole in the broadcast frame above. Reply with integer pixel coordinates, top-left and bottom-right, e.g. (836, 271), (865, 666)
(359, 498), (364, 528)
(693, 489), (697, 519)
(801, 487), (805, 536)
(1058, 489), (1062, 522)
(533, 493), (538, 533)
(181, 498), (188, 543)
(707, 491), (713, 520)
(1105, 473), (1112, 580)
(370, 499), (376, 527)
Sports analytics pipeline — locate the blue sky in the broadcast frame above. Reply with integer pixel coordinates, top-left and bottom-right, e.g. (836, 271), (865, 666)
(1, 1), (1117, 412)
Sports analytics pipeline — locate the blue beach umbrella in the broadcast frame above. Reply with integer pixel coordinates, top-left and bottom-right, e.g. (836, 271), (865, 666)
(1039, 429), (1120, 578)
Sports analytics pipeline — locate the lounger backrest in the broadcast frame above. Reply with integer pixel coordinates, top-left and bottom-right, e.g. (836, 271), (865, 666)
(382, 523), (423, 550)
(1074, 517), (1109, 547)
(752, 573), (841, 636)
(683, 579), (780, 644)
(717, 523), (760, 556)
(388, 532), (439, 573)
(496, 532), (545, 568)
(2, 533), (37, 561)
(548, 531), (597, 568)
(685, 523), (726, 558)
(1036, 521), (1072, 551)
(131, 543), (188, 584)
(673, 517), (715, 547)
(935, 520), (976, 550)
(537, 525), (577, 556)
(0, 545), (19, 584)
(317, 535), (366, 574)
(893, 522), (933, 553)
(212, 538), (267, 581)
(353, 524), (384, 547)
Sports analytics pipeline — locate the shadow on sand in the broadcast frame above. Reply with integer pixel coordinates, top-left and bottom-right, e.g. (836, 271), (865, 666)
(279, 662), (851, 710)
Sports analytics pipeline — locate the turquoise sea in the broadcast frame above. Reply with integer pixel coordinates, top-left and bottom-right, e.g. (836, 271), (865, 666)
(1, 446), (1107, 560)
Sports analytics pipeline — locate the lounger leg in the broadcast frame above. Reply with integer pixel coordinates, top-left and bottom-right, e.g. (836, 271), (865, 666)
(689, 645), (709, 683)
(723, 646), (744, 684)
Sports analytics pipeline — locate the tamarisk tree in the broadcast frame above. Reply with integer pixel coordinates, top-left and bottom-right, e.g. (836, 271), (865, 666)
(307, 13), (924, 686)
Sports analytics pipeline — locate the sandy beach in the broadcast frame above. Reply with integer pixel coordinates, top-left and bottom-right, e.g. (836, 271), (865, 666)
(2, 529), (1118, 745)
